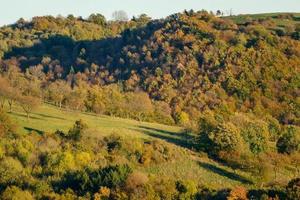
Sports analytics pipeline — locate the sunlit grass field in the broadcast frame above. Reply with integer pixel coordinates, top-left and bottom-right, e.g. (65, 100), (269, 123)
(8, 103), (183, 139)
(226, 12), (300, 27)
(5, 103), (295, 189)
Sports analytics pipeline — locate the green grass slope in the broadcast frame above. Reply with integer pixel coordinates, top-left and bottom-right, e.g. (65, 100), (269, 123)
(226, 12), (300, 26)
(5, 103), (296, 190)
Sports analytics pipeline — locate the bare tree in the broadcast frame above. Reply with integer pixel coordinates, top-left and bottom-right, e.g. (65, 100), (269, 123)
(112, 10), (129, 22)
(0, 76), (21, 112)
(19, 95), (40, 119)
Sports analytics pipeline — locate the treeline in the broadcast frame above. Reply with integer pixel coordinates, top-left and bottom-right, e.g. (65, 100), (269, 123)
(0, 69), (174, 124)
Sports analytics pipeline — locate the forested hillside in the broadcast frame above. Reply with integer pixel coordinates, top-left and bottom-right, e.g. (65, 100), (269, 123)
(0, 10), (300, 199)
(1, 11), (299, 127)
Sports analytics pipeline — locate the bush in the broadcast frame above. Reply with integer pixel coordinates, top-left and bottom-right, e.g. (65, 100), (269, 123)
(240, 121), (269, 154)
(104, 134), (122, 153)
(176, 180), (198, 200)
(68, 119), (88, 141)
(0, 157), (26, 188)
(277, 126), (300, 154)
(58, 120), (88, 141)
(286, 178), (300, 200)
(175, 111), (190, 126)
(227, 186), (248, 200)
(0, 110), (15, 136)
(100, 164), (132, 188)
(59, 165), (132, 195)
(125, 171), (149, 191)
(208, 122), (244, 155)
(1, 186), (34, 200)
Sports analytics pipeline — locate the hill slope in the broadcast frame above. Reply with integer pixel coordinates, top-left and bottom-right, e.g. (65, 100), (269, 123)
(6, 103), (295, 189)
(1, 11), (299, 128)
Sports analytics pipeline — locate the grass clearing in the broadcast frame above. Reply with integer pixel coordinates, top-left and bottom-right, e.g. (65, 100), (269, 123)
(225, 12), (300, 27)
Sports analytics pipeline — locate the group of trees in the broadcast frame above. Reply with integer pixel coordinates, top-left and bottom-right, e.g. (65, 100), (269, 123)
(197, 110), (300, 186)
(0, 74), (40, 119)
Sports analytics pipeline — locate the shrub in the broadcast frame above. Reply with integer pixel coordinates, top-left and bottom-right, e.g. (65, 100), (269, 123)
(208, 122), (244, 155)
(176, 180), (198, 200)
(104, 134), (122, 153)
(67, 119), (88, 141)
(100, 164), (133, 188)
(0, 157), (26, 188)
(125, 171), (149, 191)
(94, 187), (110, 200)
(59, 165), (132, 195)
(57, 120), (88, 141)
(240, 121), (269, 154)
(277, 126), (300, 154)
(0, 110), (15, 136)
(227, 186), (248, 200)
(286, 178), (300, 200)
(175, 111), (190, 126)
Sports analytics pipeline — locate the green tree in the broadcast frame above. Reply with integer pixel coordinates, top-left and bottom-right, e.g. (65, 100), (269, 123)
(88, 13), (106, 26)
(0, 157), (26, 187)
(277, 126), (300, 154)
(67, 120), (88, 141)
(208, 122), (244, 155)
(286, 178), (300, 200)
(241, 121), (269, 154)
(1, 186), (34, 200)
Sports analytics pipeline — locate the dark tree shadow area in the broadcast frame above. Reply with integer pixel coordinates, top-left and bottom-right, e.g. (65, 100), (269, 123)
(9, 112), (43, 120)
(24, 127), (44, 135)
(198, 162), (253, 184)
(34, 113), (65, 120)
(134, 125), (198, 150)
(3, 21), (165, 80)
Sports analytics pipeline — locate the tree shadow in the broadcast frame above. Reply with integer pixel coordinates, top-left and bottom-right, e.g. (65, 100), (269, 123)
(198, 161), (253, 185)
(34, 113), (65, 120)
(3, 21), (165, 80)
(133, 125), (198, 150)
(24, 127), (44, 135)
(9, 112), (43, 120)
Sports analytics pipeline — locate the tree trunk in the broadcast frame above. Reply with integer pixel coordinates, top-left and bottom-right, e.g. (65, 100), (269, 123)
(8, 100), (13, 112)
(0, 100), (4, 109)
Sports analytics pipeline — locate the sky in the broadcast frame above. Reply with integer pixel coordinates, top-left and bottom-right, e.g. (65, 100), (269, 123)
(1, 0), (300, 26)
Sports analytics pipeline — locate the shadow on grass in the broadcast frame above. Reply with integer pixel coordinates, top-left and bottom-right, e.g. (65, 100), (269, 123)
(134, 125), (198, 150)
(9, 112), (43, 120)
(198, 162), (253, 185)
(34, 113), (65, 120)
(24, 127), (44, 135)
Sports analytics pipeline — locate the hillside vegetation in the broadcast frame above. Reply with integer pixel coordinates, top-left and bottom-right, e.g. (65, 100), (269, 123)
(0, 11), (299, 199)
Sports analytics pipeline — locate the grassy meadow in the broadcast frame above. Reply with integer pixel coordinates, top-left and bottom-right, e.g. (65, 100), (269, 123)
(226, 12), (300, 25)
(4, 103), (296, 190)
